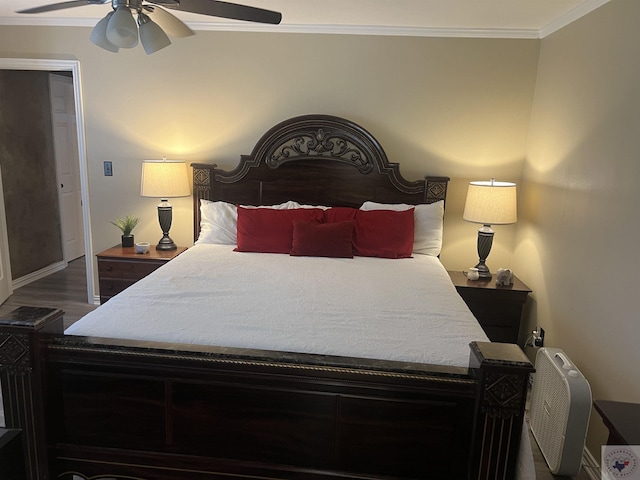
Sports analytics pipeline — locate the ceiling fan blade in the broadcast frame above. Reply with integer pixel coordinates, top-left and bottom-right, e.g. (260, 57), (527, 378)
(143, 5), (194, 38)
(17, 0), (108, 14)
(156, 0), (282, 25)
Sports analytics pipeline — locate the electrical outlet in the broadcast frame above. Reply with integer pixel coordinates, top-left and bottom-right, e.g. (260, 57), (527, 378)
(104, 161), (113, 176)
(533, 327), (545, 347)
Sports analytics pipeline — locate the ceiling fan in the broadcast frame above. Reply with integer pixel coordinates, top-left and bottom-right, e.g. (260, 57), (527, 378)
(18, 0), (282, 54)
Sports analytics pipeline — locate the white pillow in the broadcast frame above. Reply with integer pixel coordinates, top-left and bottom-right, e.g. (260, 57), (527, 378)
(294, 204), (330, 210)
(195, 200), (302, 245)
(360, 200), (444, 256)
(195, 200), (238, 245)
(242, 201), (300, 209)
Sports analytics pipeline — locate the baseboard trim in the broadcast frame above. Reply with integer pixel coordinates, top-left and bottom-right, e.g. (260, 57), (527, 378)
(582, 446), (601, 480)
(12, 260), (67, 290)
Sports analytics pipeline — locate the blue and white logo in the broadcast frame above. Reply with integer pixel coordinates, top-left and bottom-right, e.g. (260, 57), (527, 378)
(603, 446), (640, 480)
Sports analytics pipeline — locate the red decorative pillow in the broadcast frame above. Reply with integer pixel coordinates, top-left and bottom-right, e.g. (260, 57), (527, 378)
(290, 220), (355, 258)
(353, 208), (415, 258)
(235, 207), (324, 253)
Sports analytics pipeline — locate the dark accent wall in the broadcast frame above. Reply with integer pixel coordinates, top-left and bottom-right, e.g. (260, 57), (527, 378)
(0, 70), (63, 279)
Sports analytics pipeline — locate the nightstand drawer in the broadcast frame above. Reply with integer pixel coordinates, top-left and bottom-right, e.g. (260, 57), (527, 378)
(98, 259), (163, 280)
(99, 278), (138, 298)
(455, 287), (530, 306)
(462, 301), (523, 327)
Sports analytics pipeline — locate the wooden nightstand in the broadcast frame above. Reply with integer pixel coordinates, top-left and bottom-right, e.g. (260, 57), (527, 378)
(0, 428), (25, 480)
(594, 400), (640, 445)
(448, 271), (531, 344)
(97, 245), (188, 303)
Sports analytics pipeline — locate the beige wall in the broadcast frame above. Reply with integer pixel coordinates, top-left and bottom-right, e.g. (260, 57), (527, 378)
(515, 0), (640, 457)
(0, 27), (539, 288)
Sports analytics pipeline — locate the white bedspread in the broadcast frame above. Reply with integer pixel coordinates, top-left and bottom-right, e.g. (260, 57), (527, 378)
(67, 244), (489, 367)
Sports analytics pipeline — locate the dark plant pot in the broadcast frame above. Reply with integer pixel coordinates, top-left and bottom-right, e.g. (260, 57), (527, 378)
(121, 235), (134, 248)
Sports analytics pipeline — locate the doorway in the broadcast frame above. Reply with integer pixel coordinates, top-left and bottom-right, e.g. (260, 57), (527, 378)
(0, 58), (94, 304)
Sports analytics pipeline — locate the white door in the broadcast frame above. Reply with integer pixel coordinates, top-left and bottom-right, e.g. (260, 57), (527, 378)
(0, 165), (13, 304)
(49, 74), (85, 261)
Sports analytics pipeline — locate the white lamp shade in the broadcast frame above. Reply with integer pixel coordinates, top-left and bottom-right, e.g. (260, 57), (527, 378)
(106, 6), (139, 48)
(90, 12), (119, 52)
(463, 180), (517, 225)
(139, 13), (171, 54)
(141, 159), (190, 198)
(146, 6), (194, 38)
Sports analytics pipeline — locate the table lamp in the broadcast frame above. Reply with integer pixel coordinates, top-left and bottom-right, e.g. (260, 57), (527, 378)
(140, 157), (190, 250)
(463, 179), (517, 279)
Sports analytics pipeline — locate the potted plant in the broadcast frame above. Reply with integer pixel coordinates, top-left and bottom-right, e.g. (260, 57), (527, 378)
(111, 215), (140, 248)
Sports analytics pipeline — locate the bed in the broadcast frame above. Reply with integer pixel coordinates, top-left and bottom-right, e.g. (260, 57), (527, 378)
(0, 114), (533, 480)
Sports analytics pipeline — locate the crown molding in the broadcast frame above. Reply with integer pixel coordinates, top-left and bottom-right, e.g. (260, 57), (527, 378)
(0, 0), (611, 40)
(539, 0), (610, 38)
(0, 17), (541, 39)
(190, 22), (543, 39)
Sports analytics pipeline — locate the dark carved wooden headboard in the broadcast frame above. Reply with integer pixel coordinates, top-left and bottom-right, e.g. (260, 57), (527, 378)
(192, 114), (449, 241)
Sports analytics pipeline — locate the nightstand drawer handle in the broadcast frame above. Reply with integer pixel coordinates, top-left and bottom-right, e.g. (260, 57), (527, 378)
(105, 266), (113, 272)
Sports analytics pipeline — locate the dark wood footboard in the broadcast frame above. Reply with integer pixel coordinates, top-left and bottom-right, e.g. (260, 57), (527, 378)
(0, 307), (533, 480)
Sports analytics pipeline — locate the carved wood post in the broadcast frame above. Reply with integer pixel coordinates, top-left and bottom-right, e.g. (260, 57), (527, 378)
(0, 307), (65, 480)
(468, 341), (534, 480)
(424, 176), (449, 205)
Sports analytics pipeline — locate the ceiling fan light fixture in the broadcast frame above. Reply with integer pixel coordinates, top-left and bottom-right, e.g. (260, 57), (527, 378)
(144, 5), (194, 38)
(138, 13), (171, 54)
(106, 5), (138, 48)
(17, 0), (282, 53)
(90, 11), (119, 52)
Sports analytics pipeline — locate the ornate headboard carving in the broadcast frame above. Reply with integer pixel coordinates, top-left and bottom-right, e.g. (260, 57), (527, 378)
(267, 124), (373, 173)
(192, 115), (449, 241)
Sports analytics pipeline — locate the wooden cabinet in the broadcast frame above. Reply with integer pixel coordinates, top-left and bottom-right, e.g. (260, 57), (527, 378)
(448, 271), (531, 344)
(97, 245), (187, 303)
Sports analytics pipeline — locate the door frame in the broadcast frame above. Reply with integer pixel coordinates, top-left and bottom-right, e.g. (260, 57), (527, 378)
(0, 58), (94, 304)
(0, 164), (13, 304)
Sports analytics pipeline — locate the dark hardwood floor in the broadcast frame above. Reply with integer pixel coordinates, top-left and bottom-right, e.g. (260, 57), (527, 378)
(0, 260), (597, 479)
(0, 256), (97, 329)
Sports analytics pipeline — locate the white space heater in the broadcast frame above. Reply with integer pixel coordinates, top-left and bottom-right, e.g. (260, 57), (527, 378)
(529, 347), (592, 476)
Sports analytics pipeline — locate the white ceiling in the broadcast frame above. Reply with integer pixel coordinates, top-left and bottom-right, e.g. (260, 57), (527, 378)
(0, 0), (610, 39)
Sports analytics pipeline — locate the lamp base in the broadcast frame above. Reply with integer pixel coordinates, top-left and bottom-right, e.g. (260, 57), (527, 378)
(474, 260), (492, 279)
(475, 226), (494, 279)
(156, 201), (177, 250)
(156, 234), (177, 251)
